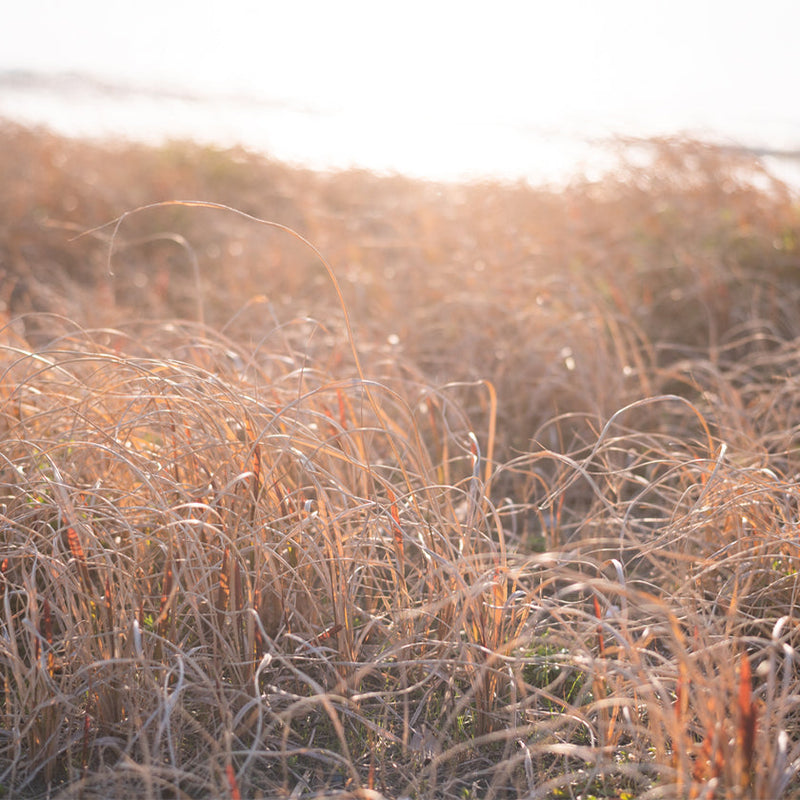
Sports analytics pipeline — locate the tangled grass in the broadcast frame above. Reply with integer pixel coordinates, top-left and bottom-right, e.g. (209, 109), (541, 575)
(0, 123), (800, 798)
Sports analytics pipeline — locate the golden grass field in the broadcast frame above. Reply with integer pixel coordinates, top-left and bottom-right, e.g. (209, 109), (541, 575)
(1, 121), (799, 799)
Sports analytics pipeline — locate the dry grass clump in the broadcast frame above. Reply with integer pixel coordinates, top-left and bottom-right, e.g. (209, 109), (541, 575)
(1, 123), (800, 797)
(5, 321), (798, 800)
(0, 319), (540, 798)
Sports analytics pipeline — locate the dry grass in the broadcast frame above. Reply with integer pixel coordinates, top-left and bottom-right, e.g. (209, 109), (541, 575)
(1, 121), (800, 798)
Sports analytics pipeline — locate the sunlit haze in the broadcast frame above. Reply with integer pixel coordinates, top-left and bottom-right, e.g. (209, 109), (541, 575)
(1, 1), (797, 184)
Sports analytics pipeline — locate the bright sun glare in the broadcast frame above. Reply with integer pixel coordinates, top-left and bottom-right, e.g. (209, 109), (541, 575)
(1, 0), (797, 181)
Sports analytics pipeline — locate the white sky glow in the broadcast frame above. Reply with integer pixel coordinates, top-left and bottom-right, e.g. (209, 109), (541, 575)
(1, 1), (797, 182)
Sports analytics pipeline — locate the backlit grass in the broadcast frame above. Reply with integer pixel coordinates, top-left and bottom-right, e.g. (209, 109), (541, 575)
(0, 122), (799, 798)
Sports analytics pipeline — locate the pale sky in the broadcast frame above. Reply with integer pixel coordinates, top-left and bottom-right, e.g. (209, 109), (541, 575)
(2, 1), (797, 181)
